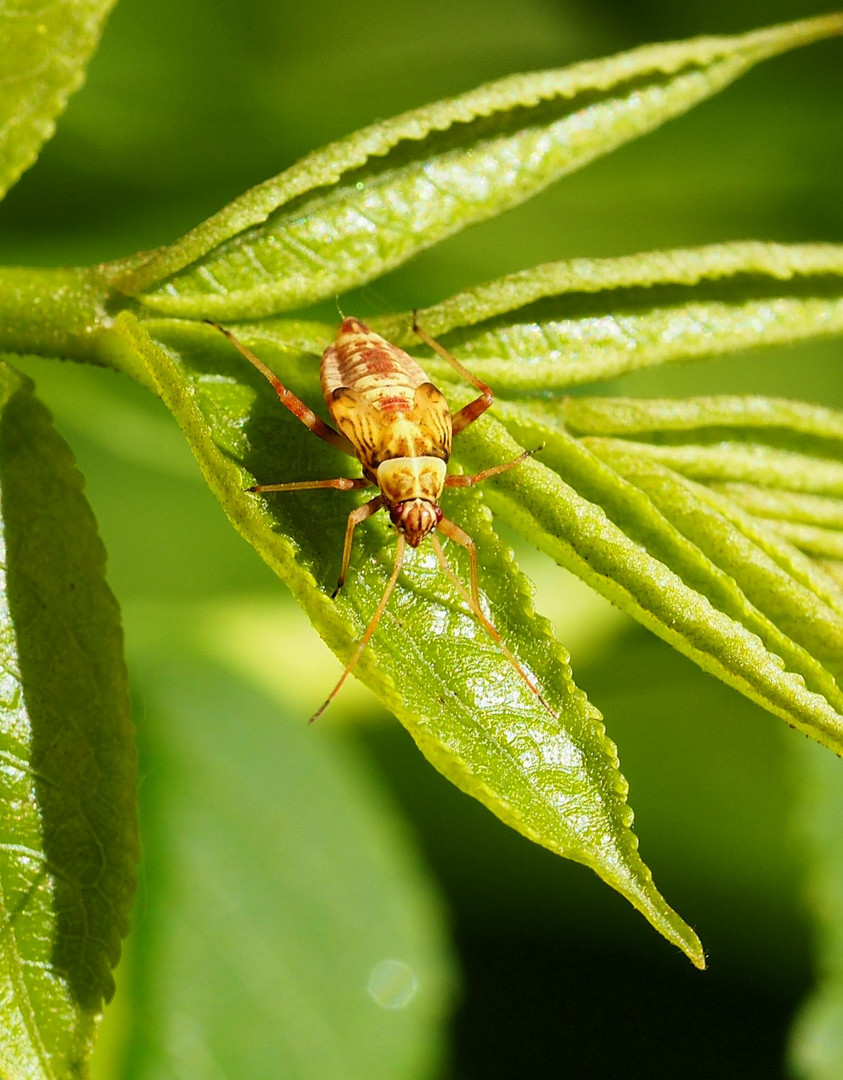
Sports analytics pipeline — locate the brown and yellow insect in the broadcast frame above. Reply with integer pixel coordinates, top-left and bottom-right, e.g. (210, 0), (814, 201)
(210, 316), (546, 720)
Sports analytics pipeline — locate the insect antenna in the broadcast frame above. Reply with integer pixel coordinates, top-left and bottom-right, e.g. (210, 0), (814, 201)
(429, 534), (557, 721)
(310, 534), (407, 723)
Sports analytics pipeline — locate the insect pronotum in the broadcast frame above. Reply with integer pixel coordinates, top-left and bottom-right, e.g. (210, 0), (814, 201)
(209, 316), (550, 721)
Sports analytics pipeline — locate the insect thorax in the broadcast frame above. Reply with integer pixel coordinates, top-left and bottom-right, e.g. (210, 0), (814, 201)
(377, 456), (447, 505)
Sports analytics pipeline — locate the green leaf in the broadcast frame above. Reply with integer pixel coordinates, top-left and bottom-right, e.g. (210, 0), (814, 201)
(0, 0), (116, 200)
(3, 12), (841, 977)
(144, 238), (843, 403)
(560, 393), (843, 588)
(710, 486), (843, 530)
(383, 242), (843, 392)
(448, 404), (843, 753)
(116, 15), (843, 317)
(107, 311), (704, 968)
(561, 394), (843, 443)
(584, 439), (843, 496)
(0, 364), (136, 1077)
(789, 741), (843, 1080)
(756, 523), (843, 562)
(125, 643), (453, 1080)
(705, 486), (843, 579)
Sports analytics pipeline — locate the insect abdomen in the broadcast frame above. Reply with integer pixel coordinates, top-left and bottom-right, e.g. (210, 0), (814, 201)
(321, 317), (430, 414)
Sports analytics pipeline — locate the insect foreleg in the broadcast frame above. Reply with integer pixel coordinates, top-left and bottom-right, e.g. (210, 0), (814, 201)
(436, 514), (480, 608)
(412, 315), (493, 436)
(311, 532), (407, 722)
(206, 321), (355, 457)
(333, 494), (386, 599)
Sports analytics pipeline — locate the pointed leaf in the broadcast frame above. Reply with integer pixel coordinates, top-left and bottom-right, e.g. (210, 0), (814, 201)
(105, 311), (704, 967)
(0, 0), (116, 199)
(583, 445), (843, 676)
(0, 365), (137, 1077)
(562, 394), (843, 445)
(562, 394), (843, 593)
(379, 242), (843, 393)
(460, 399), (843, 752)
(117, 17), (843, 317)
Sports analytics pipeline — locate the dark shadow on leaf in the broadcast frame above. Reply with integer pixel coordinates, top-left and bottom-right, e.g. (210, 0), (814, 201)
(0, 376), (136, 1012)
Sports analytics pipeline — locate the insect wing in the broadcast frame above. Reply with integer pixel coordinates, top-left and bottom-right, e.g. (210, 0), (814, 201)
(328, 387), (383, 473)
(408, 382), (452, 459)
(322, 321), (453, 470)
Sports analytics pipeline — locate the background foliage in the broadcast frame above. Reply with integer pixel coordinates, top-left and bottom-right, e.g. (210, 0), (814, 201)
(2, 0), (842, 1076)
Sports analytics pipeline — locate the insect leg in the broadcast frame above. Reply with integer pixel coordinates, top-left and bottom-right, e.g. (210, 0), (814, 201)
(333, 494), (386, 598)
(206, 321), (355, 456)
(248, 477), (372, 494)
(429, 533), (556, 720)
(436, 514), (481, 608)
(310, 533), (406, 722)
(412, 314), (493, 436)
(444, 446), (541, 488)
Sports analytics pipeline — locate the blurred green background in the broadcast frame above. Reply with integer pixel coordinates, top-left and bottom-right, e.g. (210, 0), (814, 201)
(3, 0), (842, 1075)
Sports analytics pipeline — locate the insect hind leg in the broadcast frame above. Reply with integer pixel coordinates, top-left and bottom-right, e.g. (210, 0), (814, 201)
(248, 476), (372, 494)
(428, 533), (556, 720)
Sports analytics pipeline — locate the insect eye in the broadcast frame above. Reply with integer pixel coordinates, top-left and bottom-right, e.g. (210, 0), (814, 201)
(434, 504), (444, 523)
(389, 503), (403, 525)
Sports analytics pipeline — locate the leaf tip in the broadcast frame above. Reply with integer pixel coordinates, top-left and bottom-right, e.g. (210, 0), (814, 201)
(689, 938), (707, 971)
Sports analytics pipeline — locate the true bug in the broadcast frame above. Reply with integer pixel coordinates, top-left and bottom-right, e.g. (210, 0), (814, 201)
(209, 316), (547, 720)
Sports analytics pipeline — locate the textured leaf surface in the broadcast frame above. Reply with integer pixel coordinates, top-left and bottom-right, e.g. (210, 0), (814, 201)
(1, 14), (840, 979)
(149, 239), (843, 404)
(132, 254), (843, 751)
(383, 242), (843, 392)
(0, 364), (136, 1078)
(117, 16), (843, 317)
(790, 741), (843, 1080)
(477, 396), (843, 751)
(0, 0), (116, 199)
(125, 644), (452, 1080)
(105, 311), (704, 967)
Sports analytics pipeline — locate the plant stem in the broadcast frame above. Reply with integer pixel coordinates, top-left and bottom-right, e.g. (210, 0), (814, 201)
(0, 265), (113, 365)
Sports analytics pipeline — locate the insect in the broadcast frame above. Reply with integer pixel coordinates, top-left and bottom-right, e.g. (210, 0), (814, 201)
(209, 316), (548, 720)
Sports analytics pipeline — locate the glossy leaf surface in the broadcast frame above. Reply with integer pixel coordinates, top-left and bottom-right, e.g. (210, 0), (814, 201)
(388, 242), (843, 392)
(0, 365), (136, 1078)
(106, 312), (705, 967)
(0, 14), (840, 983)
